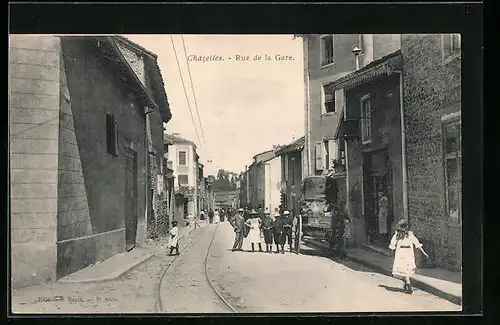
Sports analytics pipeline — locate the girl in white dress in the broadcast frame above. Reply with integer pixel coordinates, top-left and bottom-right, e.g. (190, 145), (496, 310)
(389, 219), (429, 294)
(245, 210), (263, 252)
(168, 221), (180, 256)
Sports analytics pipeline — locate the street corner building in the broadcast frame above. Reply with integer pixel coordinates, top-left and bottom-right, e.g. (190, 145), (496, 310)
(9, 35), (172, 288)
(164, 133), (204, 225)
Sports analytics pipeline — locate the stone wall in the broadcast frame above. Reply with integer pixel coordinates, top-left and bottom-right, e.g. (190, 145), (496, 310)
(9, 35), (61, 288)
(402, 34), (462, 271)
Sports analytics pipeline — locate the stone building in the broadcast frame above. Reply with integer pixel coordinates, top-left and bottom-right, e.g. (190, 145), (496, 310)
(324, 34), (462, 271)
(9, 35), (171, 288)
(402, 34), (461, 271)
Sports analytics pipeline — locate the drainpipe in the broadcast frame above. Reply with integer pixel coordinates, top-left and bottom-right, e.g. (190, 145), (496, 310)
(302, 36), (312, 176)
(144, 105), (158, 240)
(394, 70), (409, 223)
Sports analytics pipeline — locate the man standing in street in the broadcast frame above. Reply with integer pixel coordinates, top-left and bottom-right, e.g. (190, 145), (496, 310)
(282, 210), (294, 252)
(230, 208), (245, 251)
(261, 210), (274, 253)
(273, 212), (286, 254)
(208, 209), (214, 224)
(293, 208), (303, 255)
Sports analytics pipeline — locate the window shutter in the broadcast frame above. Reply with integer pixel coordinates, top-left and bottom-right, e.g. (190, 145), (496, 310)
(329, 140), (338, 160)
(315, 142), (324, 171)
(335, 89), (345, 113)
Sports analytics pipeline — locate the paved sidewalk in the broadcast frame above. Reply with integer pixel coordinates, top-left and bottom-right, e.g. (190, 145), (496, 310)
(303, 238), (462, 306)
(11, 223), (208, 314)
(59, 222), (207, 283)
(58, 248), (153, 284)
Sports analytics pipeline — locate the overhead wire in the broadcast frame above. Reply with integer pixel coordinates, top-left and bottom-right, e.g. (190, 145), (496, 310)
(180, 35), (208, 152)
(169, 35), (203, 149)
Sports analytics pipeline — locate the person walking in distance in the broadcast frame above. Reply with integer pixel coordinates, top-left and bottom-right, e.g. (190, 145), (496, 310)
(389, 219), (429, 294)
(245, 209), (263, 252)
(208, 208), (214, 224)
(261, 210), (274, 253)
(230, 208), (246, 251)
(273, 212), (286, 254)
(168, 220), (180, 256)
(282, 210), (293, 252)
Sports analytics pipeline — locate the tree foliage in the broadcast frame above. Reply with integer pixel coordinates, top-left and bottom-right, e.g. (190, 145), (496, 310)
(210, 169), (239, 192)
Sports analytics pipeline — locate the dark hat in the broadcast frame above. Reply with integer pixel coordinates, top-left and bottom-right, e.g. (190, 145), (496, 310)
(397, 219), (408, 229)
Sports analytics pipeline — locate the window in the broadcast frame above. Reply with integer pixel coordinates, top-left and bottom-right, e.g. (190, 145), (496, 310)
(322, 87), (336, 113)
(178, 174), (189, 185)
(320, 34), (334, 67)
(442, 34), (461, 61)
(360, 95), (372, 143)
(442, 117), (461, 223)
(339, 139), (346, 166)
(178, 150), (187, 165)
(106, 113), (118, 156)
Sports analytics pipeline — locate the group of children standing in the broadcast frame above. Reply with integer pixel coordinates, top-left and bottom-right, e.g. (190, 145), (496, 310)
(230, 208), (298, 254)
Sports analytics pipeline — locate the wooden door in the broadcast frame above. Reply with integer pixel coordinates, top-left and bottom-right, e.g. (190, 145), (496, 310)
(363, 154), (375, 239)
(125, 149), (138, 252)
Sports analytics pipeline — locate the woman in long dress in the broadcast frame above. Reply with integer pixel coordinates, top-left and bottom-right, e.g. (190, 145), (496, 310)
(378, 191), (389, 239)
(245, 210), (263, 252)
(389, 219), (429, 294)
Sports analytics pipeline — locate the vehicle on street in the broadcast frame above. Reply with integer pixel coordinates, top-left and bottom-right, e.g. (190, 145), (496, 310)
(300, 175), (341, 247)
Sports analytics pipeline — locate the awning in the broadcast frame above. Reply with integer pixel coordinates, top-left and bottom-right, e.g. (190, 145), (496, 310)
(275, 136), (306, 156)
(325, 50), (403, 93)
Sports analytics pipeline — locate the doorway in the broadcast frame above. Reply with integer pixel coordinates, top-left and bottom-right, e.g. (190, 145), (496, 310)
(363, 149), (393, 245)
(125, 148), (138, 252)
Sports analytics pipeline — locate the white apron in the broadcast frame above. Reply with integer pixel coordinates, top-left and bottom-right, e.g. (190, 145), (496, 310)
(169, 226), (179, 248)
(246, 218), (261, 244)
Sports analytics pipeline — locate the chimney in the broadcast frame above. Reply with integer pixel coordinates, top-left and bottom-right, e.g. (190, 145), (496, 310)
(352, 47), (361, 70)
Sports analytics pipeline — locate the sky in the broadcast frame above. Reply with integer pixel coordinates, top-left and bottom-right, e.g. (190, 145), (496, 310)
(125, 35), (304, 176)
